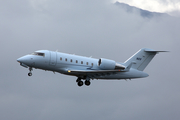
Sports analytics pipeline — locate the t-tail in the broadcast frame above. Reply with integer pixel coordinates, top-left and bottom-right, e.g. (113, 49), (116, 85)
(123, 48), (167, 71)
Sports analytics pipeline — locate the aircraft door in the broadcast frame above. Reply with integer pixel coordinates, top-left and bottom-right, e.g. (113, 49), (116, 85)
(49, 51), (57, 66)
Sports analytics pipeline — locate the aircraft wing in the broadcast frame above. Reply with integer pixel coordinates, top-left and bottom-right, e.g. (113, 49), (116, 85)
(67, 69), (123, 74)
(66, 69), (125, 79)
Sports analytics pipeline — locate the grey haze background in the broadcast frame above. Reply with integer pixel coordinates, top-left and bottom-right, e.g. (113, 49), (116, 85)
(0, 0), (180, 120)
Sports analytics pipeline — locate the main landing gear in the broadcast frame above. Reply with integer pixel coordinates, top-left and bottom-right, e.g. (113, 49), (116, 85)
(28, 67), (33, 76)
(76, 77), (91, 87)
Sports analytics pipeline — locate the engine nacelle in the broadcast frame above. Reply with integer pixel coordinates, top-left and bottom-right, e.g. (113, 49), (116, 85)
(98, 58), (116, 70)
(98, 58), (126, 70)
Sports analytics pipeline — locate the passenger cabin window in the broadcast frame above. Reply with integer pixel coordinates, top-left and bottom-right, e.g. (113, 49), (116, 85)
(86, 62), (88, 65)
(76, 60), (78, 63)
(70, 59), (73, 62)
(32, 52), (44, 57)
(81, 61), (83, 64)
(91, 63), (93, 66)
(60, 57), (62, 60)
(65, 58), (67, 61)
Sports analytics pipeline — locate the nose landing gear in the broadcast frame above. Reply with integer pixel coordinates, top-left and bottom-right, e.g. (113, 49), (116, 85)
(28, 67), (33, 76)
(28, 72), (32, 76)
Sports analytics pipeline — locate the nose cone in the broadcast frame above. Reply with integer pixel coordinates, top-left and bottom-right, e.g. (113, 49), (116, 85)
(17, 55), (33, 65)
(17, 56), (26, 63)
(17, 57), (21, 62)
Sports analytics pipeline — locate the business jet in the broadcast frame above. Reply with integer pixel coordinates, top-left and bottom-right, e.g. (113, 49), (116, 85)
(17, 48), (166, 87)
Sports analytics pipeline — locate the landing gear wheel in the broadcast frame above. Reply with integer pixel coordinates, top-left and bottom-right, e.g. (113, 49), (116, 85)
(77, 81), (83, 87)
(28, 72), (32, 76)
(85, 80), (91, 86)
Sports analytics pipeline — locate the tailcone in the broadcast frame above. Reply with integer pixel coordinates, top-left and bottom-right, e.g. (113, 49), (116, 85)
(142, 72), (149, 78)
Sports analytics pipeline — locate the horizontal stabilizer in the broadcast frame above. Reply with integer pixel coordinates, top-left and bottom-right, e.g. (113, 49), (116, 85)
(145, 49), (169, 53)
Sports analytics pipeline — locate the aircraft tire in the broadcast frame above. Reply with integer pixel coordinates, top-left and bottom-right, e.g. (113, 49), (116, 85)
(28, 73), (32, 76)
(85, 80), (91, 86)
(77, 81), (83, 87)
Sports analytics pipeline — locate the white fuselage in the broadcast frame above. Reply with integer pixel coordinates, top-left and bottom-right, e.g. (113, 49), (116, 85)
(17, 50), (149, 80)
(17, 48), (165, 86)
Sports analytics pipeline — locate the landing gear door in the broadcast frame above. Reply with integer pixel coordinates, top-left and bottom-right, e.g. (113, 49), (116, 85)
(49, 51), (57, 66)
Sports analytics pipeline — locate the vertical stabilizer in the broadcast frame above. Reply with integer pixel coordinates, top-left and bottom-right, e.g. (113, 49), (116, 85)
(124, 48), (166, 71)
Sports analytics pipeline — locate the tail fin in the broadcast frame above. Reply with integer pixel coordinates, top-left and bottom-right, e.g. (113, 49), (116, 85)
(124, 48), (167, 71)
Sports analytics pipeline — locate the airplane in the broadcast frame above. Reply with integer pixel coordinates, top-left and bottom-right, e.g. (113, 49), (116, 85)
(17, 48), (167, 87)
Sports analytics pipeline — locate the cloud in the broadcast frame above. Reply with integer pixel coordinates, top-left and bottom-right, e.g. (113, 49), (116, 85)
(116, 0), (180, 16)
(0, 0), (180, 120)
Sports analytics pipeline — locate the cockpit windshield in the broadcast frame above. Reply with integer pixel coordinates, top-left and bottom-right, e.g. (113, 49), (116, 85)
(31, 52), (45, 57)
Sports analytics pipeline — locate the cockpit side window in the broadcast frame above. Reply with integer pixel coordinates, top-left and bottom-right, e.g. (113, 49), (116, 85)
(31, 52), (45, 57)
(37, 53), (44, 56)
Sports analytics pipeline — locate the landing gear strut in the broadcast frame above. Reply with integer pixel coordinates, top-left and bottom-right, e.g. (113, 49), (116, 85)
(28, 67), (33, 76)
(76, 77), (81, 83)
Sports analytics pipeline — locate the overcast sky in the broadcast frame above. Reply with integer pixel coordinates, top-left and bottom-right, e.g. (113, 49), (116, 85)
(0, 0), (180, 120)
